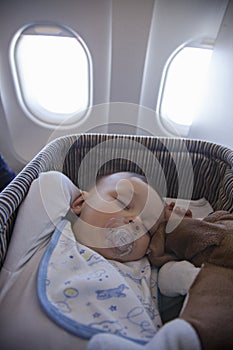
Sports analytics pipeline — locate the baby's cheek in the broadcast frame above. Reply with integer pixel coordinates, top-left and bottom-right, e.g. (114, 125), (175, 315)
(137, 234), (150, 252)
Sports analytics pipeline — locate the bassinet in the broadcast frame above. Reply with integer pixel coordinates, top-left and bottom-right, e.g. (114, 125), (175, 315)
(1, 133), (233, 269)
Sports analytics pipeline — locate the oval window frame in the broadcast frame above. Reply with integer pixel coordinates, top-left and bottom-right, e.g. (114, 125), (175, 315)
(157, 39), (214, 136)
(10, 23), (93, 128)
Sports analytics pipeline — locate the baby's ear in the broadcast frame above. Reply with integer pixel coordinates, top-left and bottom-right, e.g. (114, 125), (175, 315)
(71, 191), (88, 215)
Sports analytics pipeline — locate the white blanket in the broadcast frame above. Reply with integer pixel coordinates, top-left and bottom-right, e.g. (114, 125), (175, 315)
(37, 220), (162, 344)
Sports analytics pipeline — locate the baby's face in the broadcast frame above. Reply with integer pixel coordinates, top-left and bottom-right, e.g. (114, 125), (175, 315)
(72, 172), (164, 262)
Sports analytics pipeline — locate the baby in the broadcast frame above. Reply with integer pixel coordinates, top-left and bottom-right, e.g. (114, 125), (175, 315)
(0, 170), (199, 350)
(70, 171), (192, 262)
(71, 171), (163, 261)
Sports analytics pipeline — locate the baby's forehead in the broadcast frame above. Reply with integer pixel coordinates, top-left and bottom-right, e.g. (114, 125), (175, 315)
(98, 174), (160, 203)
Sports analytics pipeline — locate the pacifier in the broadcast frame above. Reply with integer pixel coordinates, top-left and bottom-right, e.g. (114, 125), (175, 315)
(104, 217), (146, 257)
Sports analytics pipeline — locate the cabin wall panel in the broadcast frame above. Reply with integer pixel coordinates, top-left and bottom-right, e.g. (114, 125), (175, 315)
(0, 0), (112, 170)
(139, 0), (229, 138)
(0, 0), (232, 173)
(190, 1), (233, 149)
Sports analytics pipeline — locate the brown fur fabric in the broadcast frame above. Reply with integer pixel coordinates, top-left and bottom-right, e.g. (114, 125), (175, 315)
(148, 211), (233, 350)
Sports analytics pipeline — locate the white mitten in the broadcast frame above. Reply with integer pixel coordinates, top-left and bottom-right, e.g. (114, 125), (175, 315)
(87, 333), (144, 350)
(87, 319), (201, 350)
(158, 261), (200, 297)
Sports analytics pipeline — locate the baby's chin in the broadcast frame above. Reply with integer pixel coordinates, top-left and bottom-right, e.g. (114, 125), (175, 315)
(89, 244), (148, 262)
(114, 251), (147, 262)
(87, 246), (131, 261)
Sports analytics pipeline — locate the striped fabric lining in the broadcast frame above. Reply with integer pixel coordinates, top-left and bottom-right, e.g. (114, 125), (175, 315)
(0, 134), (233, 268)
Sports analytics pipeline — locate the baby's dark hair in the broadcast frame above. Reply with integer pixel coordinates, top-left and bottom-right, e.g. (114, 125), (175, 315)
(95, 171), (147, 186)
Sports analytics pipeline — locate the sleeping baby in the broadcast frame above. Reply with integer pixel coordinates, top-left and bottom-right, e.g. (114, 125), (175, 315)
(70, 171), (192, 262)
(0, 170), (201, 350)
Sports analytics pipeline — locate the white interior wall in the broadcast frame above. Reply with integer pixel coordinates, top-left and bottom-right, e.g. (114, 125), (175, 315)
(189, 1), (233, 149)
(0, 0), (232, 173)
(138, 0), (229, 137)
(0, 0), (112, 170)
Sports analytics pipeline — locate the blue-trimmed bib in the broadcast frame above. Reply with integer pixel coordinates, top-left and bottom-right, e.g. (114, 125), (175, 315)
(37, 220), (162, 344)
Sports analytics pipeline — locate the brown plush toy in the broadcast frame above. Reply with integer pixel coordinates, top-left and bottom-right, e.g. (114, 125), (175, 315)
(148, 211), (233, 350)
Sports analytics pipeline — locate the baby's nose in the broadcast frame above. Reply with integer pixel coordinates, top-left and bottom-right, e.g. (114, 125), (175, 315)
(122, 215), (148, 238)
(123, 214), (141, 225)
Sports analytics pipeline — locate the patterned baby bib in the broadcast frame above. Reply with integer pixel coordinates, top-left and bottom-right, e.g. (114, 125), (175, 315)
(37, 220), (162, 344)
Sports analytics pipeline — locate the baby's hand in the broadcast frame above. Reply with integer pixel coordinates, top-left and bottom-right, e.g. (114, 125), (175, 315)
(164, 202), (192, 220)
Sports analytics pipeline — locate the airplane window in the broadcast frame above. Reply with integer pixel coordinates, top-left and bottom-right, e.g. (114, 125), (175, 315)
(158, 45), (213, 135)
(11, 24), (92, 126)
